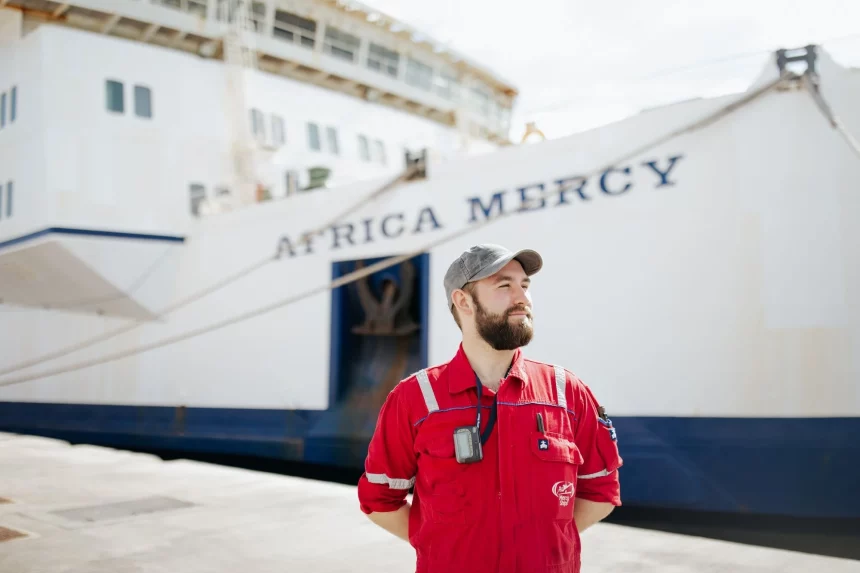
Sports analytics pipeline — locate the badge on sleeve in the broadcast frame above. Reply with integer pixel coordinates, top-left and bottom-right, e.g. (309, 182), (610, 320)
(538, 438), (549, 450)
(598, 406), (618, 442)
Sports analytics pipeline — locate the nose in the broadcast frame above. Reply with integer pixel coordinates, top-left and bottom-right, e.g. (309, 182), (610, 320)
(511, 284), (531, 309)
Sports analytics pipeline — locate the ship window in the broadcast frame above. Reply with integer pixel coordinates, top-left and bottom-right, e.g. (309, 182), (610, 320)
(358, 134), (370, 161)
(106, 80), (124, 113)
(434, 70), (458, 100)
(10, 87), (16, 122)
(471, 86), (491, 116)
(272, 115), (285, 145)
(5, 181), (12, 218)
(251, 108), (265, 140)
(134, 85), (152, 118)
(273, 10), (316, 49)
(367, 43), (399, 78)
(186, 0), (207, 17)
(156, 0), (181, 10)
(0, 92), (5, 128)
(249, 1), (266, 32)
(405, 58), (433, 91)
(327, 126), (339, 155)
(307, 122), (321, 151)
(189, 183), (206, 217)
(375, 140), (386, 165)
(324, 26), (360, 63)
(285, 170), (298, 196)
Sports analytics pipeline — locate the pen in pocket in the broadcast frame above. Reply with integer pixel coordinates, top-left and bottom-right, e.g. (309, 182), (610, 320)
(536, 413), (545, 432)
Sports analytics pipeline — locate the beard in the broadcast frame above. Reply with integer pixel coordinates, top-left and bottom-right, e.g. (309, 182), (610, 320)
(473, 295), (534, 351)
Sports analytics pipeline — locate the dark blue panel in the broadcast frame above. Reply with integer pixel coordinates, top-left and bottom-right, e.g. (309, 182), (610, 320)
(325, 252), (429, 441)
(0, 227), (185, 251)
(0, 403), (857, 519)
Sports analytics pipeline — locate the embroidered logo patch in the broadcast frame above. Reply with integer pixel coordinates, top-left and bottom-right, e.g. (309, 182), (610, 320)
(552, 481), (574, 507)
(538, 438), (549, 450)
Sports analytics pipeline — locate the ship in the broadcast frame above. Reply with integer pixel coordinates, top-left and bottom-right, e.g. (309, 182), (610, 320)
(1, 1), (859, 521)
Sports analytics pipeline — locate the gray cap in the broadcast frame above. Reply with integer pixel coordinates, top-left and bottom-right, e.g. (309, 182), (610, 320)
(443, 244), (543, 306)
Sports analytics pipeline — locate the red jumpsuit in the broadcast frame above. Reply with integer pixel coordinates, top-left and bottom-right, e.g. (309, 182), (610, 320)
(358, 344), (623, 573)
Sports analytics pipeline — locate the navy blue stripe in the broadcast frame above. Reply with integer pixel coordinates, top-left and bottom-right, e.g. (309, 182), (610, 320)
(0, 402), (858, 519)
(0, 227), (185, 251)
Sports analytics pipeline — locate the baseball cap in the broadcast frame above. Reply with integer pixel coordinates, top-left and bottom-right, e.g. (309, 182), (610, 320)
(443, 244), (543, 306)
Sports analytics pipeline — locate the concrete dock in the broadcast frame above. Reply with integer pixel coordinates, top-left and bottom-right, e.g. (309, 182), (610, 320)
(1, 432), (858, 573)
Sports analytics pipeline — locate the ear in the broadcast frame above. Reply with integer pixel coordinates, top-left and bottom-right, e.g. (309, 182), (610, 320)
(451, 288), (474, 317)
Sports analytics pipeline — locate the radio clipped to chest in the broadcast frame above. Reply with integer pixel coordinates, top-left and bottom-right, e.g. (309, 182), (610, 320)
(453, 375), (498, 464)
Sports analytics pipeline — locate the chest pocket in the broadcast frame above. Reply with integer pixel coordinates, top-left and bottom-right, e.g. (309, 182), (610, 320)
(527, 431), (584, 521)
(416, 430), (468, 524)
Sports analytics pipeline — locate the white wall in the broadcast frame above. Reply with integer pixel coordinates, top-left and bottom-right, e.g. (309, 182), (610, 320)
(0, 23), (47, 243)
(1, 49), (858, 420)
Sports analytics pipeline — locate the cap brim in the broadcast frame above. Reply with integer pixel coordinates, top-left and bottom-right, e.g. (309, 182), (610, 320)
(470, 248), (543, 283)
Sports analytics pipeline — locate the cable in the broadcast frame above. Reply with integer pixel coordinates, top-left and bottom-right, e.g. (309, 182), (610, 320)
(0, 165), (419, 378)
(0, 75), (788, 389)
(520, 32), (860, 119)
(802, 73), (860, 160)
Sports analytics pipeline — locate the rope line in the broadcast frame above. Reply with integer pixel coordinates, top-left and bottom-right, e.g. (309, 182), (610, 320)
(0, 166), (419, 378)
(0, 75), (789, 389)
(803, 74), (860, 160)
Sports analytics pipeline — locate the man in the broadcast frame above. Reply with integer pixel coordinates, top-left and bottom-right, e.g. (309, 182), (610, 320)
(357, 244), (622, 573)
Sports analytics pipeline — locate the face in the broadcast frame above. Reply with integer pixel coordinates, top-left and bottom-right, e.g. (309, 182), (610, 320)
(463, 259), (534, 350)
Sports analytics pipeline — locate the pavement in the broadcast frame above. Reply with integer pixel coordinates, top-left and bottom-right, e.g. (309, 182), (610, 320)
(1, 432), (858, 573)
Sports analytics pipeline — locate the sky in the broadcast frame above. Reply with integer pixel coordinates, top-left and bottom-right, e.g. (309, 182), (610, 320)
(363, 0), (860, 140)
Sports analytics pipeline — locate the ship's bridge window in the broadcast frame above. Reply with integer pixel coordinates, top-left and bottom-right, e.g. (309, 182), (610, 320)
(105, 80), (124, 113)
(327, 126), (340, 155)
(471, 85), (491, 116)
(367, 43), (399, 78)
(434, 70), (458, 100)
(189, 183), (206, 217)
(272, 115), (285, 145)
(274, 10), (316, 49)
(187, 0), (207, 17)
(249, 1), (266, 32)
(10, 87), (16, 123)
(155, 0), (181, 10)
(358, 135), (370, 161)
(324, 26), (360, 62)
(0, 92), (6, 128)
(251, 108), (265, 140)
(5, 181), (12, 218)
(374, 139), (386, 165)
(134, 85), (152, 119)
(405, 58), (433, 91)
(308, 122), (321, 151)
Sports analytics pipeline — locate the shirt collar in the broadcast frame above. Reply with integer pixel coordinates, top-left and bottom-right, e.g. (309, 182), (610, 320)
(446, 343), (530, 394)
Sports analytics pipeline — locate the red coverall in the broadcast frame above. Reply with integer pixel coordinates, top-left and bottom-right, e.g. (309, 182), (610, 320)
(357, 344), (623, 573)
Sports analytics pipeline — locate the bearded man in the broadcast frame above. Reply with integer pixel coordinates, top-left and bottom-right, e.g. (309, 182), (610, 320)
(357, 244), (623, 573)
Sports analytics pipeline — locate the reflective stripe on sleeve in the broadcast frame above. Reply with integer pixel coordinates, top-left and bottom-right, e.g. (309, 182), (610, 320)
(553, 365), (567, 409)
(416, 369), (439, 413)
(578, 468), (613, 479)
(366, 472), (416, 489)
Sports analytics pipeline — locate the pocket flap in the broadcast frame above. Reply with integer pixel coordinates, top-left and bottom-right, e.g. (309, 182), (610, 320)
(530, 431), (584, 465)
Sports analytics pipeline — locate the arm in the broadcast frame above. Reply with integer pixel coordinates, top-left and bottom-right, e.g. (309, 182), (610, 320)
(574, 498), (615, 533)
(357, 384), (418, 544)
(570, 374), (624, 530)
(366, 502), (412, 542)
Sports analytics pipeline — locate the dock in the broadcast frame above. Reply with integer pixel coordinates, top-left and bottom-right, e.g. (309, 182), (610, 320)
(1, 432), (858, 573)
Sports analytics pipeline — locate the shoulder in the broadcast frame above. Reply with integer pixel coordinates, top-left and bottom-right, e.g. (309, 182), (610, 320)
(522, 358), (595, 406)
(522, 358), (585, 388)
(385, 361), (451, 415)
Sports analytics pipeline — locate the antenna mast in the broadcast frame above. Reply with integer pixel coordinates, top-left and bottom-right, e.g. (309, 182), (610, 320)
(221, 0), (261, 209)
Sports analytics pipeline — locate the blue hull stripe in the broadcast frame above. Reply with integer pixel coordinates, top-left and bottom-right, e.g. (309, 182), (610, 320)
(0, 402), (857, 519)
(0, 227), (185, 252)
